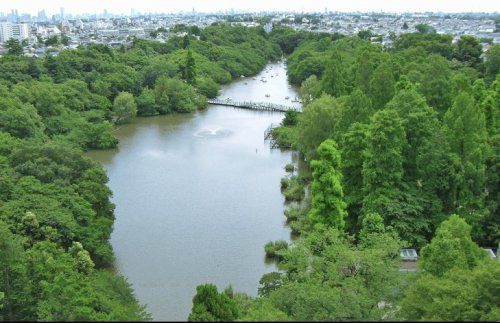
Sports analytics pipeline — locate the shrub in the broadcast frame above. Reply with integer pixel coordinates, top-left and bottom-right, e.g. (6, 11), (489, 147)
(280, 177), (290, 190)
(283, 176), (305, 202)
(264, 240), (289, 261)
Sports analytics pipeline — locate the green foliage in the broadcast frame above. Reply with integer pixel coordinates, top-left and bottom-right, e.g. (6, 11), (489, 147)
(336, 89), (373, 135)
(454, 35), (483, 67)
(420, 215), (486, 276)
(154, 77), (198, 113)
(264, 240), (289, 261)
(258, 272), (283, 297)
(308, 139), (346, 229)
(282, 110), (299, 127)
(282, 176), (305, 202)
(393, 33), (453, 58)
(183, 50), (197, 85)
(484, 45), (500, 84)
(299, 75), (321, 105)
(196, 77), (220, 99)
(284, 163), (295, 173)
(340, 123), (368, 232)
(239, 225), (402, 321)
(369, 61), (396, 109)
(400, 261), (500, 321)
(320, 50), (348, 97)
(362, 109), (406, 218)
(443, 92), (488, 219)
(400, 215), (497, 321)
(188, 284), (238, 321)
(0, 24), (291, 321)
(112, 92), (137, 124)
(295, 94), (341, 159)
(271, 126), (296, 148)
(5, 39), (23, 56)
(136, 87), (158, 116)
(415, 23), (436, 34)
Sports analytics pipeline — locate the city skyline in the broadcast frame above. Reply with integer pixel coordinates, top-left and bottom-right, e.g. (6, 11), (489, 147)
(0, 0), (499, 17)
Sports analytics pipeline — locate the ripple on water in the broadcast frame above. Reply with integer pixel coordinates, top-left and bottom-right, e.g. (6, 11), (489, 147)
(194, 127), (232, 138)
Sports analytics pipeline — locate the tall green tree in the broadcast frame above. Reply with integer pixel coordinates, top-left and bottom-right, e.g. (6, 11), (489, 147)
(369, 62), (396, 109)
(320, 50), (347, 98)
(336, 89), (373, 136)
(362, 109), (406, 219)
(443, 92), (488, 219)
(340, 122), (368, 232)
(184, 49), (197, 86)
(0, 221), (29, 321)
(308, 139), (346, 229)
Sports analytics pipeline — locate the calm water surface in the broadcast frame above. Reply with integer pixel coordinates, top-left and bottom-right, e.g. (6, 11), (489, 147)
(87, 61), (299, 321)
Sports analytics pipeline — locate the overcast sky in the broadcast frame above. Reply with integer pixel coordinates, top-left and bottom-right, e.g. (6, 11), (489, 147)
(1, 0), (499, 16)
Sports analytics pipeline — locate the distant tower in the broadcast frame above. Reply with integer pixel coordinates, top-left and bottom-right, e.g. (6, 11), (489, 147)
(60, 7), (64, 19)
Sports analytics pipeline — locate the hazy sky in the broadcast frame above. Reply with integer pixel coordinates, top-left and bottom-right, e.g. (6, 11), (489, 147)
(1, 0), (499, 16)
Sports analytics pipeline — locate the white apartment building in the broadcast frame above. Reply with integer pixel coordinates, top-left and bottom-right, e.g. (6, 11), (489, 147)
(0, 22), (29, 43)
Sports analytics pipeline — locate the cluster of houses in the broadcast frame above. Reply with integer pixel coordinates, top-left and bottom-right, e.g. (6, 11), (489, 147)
(0, 11), (498, 58)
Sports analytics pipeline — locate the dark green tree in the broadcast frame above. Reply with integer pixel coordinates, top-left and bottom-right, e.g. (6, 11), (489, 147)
(341, 122), (368, 233)
(5, 38), (23, 56)
(454, 35), (482, 67)
(362, 109), (406, 220)
(369, 62), (396, 109)
(184, 50), (197, 86)
(443, 92), (488, 217)
(188, 284), (238, 321)
(320, 50), (347, 97)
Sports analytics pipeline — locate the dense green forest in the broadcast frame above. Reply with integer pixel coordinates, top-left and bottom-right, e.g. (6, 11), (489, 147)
(0, 20), (499, 321)
(0, 24), (279, 320)
(188, 27), (500, 321)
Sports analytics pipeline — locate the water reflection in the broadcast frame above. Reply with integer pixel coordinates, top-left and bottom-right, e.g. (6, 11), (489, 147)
(87, 61), (300, 321)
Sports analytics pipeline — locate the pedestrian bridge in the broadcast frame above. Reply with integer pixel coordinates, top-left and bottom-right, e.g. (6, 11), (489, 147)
(208, 99), (300, 112)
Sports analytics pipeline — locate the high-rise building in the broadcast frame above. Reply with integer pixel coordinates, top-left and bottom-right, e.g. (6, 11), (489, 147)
(0, 22), (29, 43)
(60, 7), (65, 19)
(38, 9), (47, 22)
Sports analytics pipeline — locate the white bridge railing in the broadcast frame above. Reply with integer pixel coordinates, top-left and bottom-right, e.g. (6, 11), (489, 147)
(208, 99), (299, 112)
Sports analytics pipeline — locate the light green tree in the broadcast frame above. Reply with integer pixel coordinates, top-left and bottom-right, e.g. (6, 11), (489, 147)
(420, 214), (485, 276)
(112, 92), (137, 124)
(295, 94), (342, 159)
(400, 215), (497, 321)
(308, 139), (346, 229)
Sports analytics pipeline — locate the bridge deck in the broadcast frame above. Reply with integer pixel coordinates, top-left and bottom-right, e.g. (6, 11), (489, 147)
(208, 99), (299, 112)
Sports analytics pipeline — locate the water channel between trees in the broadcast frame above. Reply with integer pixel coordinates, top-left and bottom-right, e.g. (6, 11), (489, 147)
(87, 61), (301, 320)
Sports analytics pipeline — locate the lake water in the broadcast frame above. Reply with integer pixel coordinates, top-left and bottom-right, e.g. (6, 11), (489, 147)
(87, 61), (299, 320)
